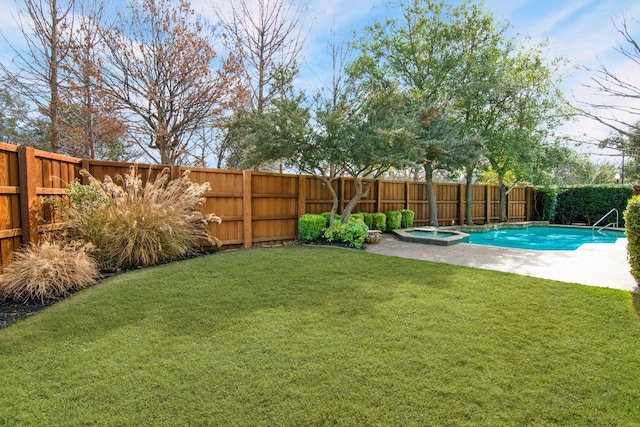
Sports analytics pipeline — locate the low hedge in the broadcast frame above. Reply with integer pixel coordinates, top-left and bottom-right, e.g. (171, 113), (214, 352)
(323, 220), (369, 249)
(553, 185), (632, 225)
(362, 212), (373, 229)
(400, 209), (415, 228)
(299, 214), (327, 241)
(372, 212), (386, 231)
(386, 211), (402, 231)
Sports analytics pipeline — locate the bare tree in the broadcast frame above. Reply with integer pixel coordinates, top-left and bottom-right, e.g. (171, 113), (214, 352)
(101, 0), (248, 165)
(579, 14), (640, 138)
(1, 0), (75, 153)
(60, 0), (128, 159)
(216, 0), (307, 115)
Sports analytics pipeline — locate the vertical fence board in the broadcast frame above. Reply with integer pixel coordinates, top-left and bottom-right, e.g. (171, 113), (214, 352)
(242, 170), (252, 248)
(0, 144), (21, 267)
(18, 146), (39, 246)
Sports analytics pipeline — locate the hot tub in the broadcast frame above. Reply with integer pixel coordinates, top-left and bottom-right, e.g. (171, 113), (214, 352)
(392, 227), (470, 246)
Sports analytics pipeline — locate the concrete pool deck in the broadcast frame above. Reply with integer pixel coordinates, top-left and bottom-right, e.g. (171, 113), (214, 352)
(366, 234), (638, 292)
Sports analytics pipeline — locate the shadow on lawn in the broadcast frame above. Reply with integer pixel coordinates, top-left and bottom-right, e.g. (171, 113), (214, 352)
(632, 287), (640, 319)
(0, 246), (463, 345)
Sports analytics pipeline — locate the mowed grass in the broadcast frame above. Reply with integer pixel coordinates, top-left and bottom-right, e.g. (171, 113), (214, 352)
(1, 246), (639, 426)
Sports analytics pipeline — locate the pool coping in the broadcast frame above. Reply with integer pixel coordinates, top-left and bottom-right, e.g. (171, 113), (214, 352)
(392, 227), (470, 246)
(365, 233), (638, 291)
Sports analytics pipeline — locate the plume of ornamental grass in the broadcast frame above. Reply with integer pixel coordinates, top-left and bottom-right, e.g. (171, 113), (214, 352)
(0, 240), (98, 302)
(66, 166), (221, 270)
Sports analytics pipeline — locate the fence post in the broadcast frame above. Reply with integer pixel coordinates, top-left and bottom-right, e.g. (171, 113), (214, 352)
(242, 170), (252, 248)
(458, 183), (465, 225)
(525, 187), (534, 221)
(298, 174), (306, 218)
(18, 146), (39, 246)
(81, 159), (91, 184)
(405, 181), (410, 210)
(339, 177), (345, 213)
(171, 165), (182, 181)
(485, 185), (491, 224)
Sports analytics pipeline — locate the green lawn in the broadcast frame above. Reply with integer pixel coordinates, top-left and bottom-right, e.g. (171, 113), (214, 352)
(1, 246), (639, 426)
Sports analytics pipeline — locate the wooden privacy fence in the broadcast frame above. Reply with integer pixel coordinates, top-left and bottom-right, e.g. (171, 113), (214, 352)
(0, 142), (537, 267)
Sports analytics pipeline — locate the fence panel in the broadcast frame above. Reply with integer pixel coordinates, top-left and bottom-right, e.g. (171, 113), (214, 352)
(407, 182), (429, 226)
(305, 176), (334, 214)
(508, 187), (527, 222)
(34, 149), (81, 231)
(188, 168), (244, 247)
(470, 185), (487, 224)
(436, 183), (459, 226)
(377, 180), (405, 214)
(0, 143), (21, 267)
(251, 172), (299, 244)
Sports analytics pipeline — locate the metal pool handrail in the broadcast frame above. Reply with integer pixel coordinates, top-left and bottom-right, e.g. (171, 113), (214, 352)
(592, 208), (619, 232)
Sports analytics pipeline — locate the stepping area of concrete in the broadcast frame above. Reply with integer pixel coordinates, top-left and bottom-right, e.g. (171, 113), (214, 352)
(366, 234), (637, 292)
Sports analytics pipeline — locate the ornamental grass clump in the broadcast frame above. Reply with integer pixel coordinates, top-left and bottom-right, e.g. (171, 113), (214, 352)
(0, 240), (98, 302)
(67, 167), (221, 270)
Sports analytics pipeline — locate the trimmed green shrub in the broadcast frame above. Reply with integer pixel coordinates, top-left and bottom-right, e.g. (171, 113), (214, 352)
(66, 167), (221, 270)
(362, 212), (373, 229)
(372, 212), (386, 231)
(323, 220), (369, 249)
(320, 212), (332, 227)
(400, 209), (415, 228)
(0, 240), (98, 302)
(624, 195), (640, 285)
(349, 213), (365, 223)
(386, 210), (402, 231)
(299, 214), (326, 241)
(535, 187), (558, 222)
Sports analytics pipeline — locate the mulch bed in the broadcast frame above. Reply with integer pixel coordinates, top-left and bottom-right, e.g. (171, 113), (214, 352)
(0, 298), (59, 329)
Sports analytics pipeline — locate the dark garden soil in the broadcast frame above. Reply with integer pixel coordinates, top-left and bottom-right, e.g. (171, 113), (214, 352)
(0, 270), (120, 330)
(0, 298), (59, 329)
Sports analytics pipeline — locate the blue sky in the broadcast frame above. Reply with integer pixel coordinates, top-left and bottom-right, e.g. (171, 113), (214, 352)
(1, 0), (639, 161)
(291, 0), (640, 159)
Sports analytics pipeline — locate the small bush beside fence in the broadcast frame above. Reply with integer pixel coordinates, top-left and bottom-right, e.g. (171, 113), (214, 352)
(299, 214), (326, 241)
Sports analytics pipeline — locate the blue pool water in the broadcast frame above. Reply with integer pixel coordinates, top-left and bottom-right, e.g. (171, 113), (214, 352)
(467, 226), (624, 251)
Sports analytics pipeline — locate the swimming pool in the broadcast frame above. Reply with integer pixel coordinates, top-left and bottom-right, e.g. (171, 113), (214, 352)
(466, 226), (625, 251)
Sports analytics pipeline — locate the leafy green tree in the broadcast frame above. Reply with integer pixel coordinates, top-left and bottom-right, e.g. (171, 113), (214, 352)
(246, 64), (312, 171)
(473, 43), (569, 221)
(351, 0), (508, 225)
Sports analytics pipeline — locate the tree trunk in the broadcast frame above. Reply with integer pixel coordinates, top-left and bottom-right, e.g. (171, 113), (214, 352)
(320, 176), (340, 226)
(49, 0), (60, 154)
(340, 179), (375, 223)
(424, 163), (438, 226)
(498, 174), (507, 222)
(465, 165), (474, 225)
